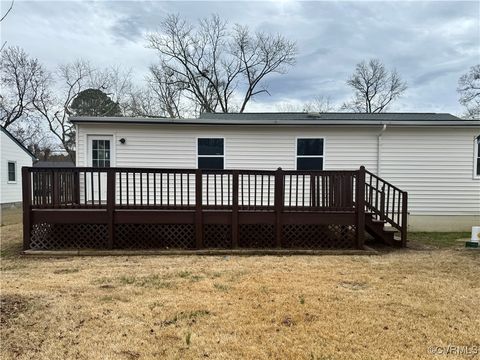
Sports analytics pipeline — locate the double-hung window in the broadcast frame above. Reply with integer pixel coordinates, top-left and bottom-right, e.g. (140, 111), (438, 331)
(197, 138), (224, 169)
(296, 138), (324, 170)
(7, 161), (16, 182)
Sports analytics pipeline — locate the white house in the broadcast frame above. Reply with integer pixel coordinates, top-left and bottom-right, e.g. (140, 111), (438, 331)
(0, 126), (36, 213)
(71, 112), (480, 232)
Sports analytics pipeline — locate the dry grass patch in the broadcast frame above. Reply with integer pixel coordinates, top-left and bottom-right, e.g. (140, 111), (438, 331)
(1, 223), (479, 359)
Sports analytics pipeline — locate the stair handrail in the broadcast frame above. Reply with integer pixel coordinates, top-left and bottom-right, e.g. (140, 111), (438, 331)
(364, 169), (408, 246)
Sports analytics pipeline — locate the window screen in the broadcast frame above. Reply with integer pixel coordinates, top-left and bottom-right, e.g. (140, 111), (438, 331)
(198, 138), (224, 169)
(92, 140), (111, 168)
(296, 138), (324, 170)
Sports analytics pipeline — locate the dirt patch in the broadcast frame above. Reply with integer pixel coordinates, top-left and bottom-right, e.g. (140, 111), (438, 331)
(0, 294), (30, 325)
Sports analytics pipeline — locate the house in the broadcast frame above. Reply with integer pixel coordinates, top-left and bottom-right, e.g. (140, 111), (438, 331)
(33, 160), (75, 168)
(70, 112), (480, 232)
(0, 125), (37, 224)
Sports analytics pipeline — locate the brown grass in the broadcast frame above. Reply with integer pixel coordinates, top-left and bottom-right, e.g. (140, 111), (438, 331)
(0, 206), (22, 226)
(1, 223), (479, 359)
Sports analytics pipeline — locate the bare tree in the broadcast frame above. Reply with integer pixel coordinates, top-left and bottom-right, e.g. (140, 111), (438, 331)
(147, 64), (184, 117)
(276, 96), (335, 113)
(342, 59), (407, 113)
(0, 0), (14, 23)
(8, 117), (55, 156)
(0, 46), (49, 128)
(457, 64), (480, 119)
(147, 14), (296, 114)
(33, 60), (90, 160)
(33, 60), (132, 160)
(0, 0), (14, 51)
(303, 96), (335, 113)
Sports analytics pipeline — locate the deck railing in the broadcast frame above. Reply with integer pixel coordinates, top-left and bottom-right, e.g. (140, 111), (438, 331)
(26, 167), (360, 211)
(364, 169), (408, 246)
(22, 166), (407, 250)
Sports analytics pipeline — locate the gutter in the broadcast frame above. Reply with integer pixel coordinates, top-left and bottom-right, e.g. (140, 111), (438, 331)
(377, 124), (387, 177)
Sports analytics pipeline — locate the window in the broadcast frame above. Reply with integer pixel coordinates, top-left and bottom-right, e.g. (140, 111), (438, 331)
(475, 136), (480, 178)
(296, 138), (324, 170)
(198, 138), (224, 169)
(92, 139), (111, 168)
(7, 161), (16, 182)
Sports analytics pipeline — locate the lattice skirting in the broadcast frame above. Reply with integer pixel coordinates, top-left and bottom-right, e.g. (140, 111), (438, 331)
(115, 224), (195, 249)
(239, 224), (275, 248)
(29, 222), (356, 250)
(30, 223), (108, 250)
(282, 224), (356, 249)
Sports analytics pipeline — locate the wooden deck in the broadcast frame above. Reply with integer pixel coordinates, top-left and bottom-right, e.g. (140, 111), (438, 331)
(22, 166), (408, 250)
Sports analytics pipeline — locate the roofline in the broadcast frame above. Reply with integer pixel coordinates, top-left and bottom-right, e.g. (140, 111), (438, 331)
(70, 116), (480, 127)
(0, 125), (38, 160)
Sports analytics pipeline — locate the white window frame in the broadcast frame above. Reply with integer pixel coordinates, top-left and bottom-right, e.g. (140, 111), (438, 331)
(295, 137), (325, 171)
(196, 137), (225, 170)
(7, 161), (16, 183)
(474, 135), (480, 180)
(86, 135), (115, 168)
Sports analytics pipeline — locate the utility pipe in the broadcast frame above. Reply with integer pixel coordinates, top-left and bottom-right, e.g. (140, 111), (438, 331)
(377, 124), (387, 176)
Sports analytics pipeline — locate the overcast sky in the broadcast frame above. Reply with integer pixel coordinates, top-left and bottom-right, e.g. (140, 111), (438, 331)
(1, 0), (479, 115)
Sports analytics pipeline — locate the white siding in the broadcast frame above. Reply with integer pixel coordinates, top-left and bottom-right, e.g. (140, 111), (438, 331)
(0, 130), (34, 204)
(380, 127), (480, 216)
(76, 124), (378, 171)
(76, 123), (480, 217)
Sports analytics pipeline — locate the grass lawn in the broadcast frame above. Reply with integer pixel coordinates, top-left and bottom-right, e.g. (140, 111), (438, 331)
(1, 223), (479, 360)
(0, 206), (22, 226)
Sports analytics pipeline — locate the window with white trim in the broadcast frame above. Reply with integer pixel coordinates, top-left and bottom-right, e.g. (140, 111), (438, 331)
(198, 138), (224, 169)
(91, 139), (111, 168)
(296, 138), (324, 170)
(7, 161), (16, 182)
(475, 136), (480, 177)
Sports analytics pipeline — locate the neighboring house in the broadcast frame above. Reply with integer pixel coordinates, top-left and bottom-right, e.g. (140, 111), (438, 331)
(70, 113), (480, 231)
(33, 160), (75, 168)
(0, 126), (37, 222)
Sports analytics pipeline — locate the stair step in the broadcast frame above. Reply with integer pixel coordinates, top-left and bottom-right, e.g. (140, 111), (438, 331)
(371, 219), (386, 224)
(383, 227), (398, 233)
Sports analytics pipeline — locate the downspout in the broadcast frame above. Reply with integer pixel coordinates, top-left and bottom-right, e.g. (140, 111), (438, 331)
(377, 124), (387, 176)
(74, 123), (79, 166)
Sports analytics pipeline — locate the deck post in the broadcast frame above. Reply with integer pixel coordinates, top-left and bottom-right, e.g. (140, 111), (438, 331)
(274, 168), (284, 248)
(195, 170), (203, 249)
(401, 192), (408, 247)
(106, 169), (115, 249)
(231, 171), (239, 248)
(22, 167), (31, 251)
(356, 166), (366, 249)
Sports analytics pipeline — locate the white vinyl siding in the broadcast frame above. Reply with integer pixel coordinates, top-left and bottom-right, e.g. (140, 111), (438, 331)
(380, 128), (480, 216)
(475, 136), (480, 178)
(76, 125), (378, 171)
(0, 130), (34, 204)
(75, 123), (480, 217)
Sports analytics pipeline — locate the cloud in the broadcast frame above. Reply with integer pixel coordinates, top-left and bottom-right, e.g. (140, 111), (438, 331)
(1, 0), (478, 115)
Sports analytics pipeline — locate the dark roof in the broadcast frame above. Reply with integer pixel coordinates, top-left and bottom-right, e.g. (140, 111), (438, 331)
(70, 112), (479, 127)
(199, 112), (463, 121)
(0, 125), (37, 160)
(33, 161), (75, 168)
